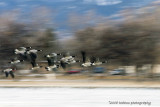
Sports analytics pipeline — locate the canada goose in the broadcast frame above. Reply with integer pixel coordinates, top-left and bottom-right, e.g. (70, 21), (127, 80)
(3, 68), (15, 78)
(59, 52), (78, 69)
(14, 47), (31, 60)
(45, 53), (60, 71)
(60, 52), (79, 64)
(27, 49), (42, 60)
(27, 48), (42, 69)
(81, 51), (92, 67)
(45, 53), (61, 66)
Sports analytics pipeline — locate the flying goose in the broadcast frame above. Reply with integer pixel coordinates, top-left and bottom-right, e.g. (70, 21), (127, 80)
(3, 68), (15, 78)
(45, 53), (61, 65)
(60, 52), (79, 69)
(14, 47), (31, 60)
(45, 53), (60, 71)
(81, 51), (92, 67)
(26, 48), (42, 70)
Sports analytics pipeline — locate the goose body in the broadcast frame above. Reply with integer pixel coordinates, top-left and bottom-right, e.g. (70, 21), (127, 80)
(26, 48), (42, 68)
(45, 53), (59, 65)
(81, 51), (92, 67)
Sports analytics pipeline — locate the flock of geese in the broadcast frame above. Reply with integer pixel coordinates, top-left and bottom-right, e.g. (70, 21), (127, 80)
(2, 47), (107, 78)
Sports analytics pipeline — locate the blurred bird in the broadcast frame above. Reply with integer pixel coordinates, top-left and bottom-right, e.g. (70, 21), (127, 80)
(45, 53), (61, 66)
(81, 51), (92, 67)
(14, 47), (31, 60)
(3, 68), (15, 78)
(45, 53), (60, 71)
(60, 52), (78, 69)
(26, 48), (42, 70)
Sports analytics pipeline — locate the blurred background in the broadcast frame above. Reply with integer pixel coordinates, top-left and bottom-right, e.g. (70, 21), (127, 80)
(1, 0), (160, 79)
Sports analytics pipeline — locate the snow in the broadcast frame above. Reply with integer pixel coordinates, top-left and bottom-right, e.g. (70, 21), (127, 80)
(0, 88), (159, 107)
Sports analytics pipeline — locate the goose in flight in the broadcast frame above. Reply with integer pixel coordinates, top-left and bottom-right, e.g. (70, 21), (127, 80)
(45, 53), (60, 71)
(81, 51), (92, 67)
(3, 68), (15, 78)
(14, 47), (31, 60)
(26, 48), (42, 70)
(60, 52), (78, 69)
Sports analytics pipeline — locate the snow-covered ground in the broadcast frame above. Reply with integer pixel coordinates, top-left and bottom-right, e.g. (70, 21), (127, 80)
(0, 88), (159, 107)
